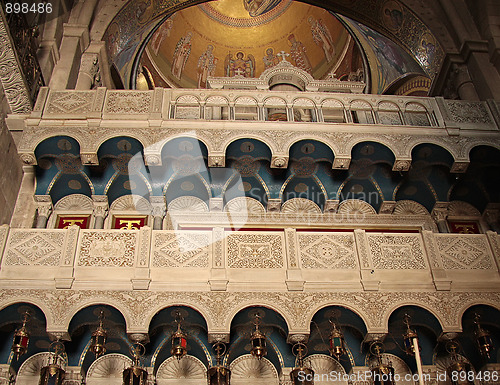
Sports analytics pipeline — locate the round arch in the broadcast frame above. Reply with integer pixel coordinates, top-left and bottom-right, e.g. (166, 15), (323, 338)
(305, 302), (370, 333)
(222, 135), (278, 157)
(381, 302), (447, 332)
(224, 302), (293, 334)
(143, 302), (213, 334)
(0, 299), (50, 329)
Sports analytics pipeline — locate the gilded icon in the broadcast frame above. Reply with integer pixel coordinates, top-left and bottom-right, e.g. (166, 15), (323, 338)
(225, 52), (256, 77)
(197, 45), (218, 88)
(151, 14), (176, 55)
(308, 16), (336, 63)
(172, 32), (192, 80)
(288, 34), (312, 74)
(263, 48), (279, 70)
(381, 0), (404, 31)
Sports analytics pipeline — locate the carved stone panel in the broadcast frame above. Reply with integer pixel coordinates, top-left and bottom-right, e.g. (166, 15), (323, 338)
(226, 232), (284, 268)
(77, 231), (138, 267)
(297, 233), (357, 269)
(4, 230), (66, 266)
(435, 235), (495, 270)
(44, 90), (95, 117)
(366, 233), (427, 269)
(152, 231), (210, 268)
(104, 91), (153, 115)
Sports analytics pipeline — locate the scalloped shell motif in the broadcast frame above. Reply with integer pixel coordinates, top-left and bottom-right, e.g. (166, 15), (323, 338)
(224, 197), (265, 214)
(393, 200), (429, 216)
(156, 356), (206, 381)
(168, 196), (209, 212)
(304, 354), (347, 385)
(230, 355), (279, 384)
(281, 198), (321, 214)
(110, 194), (152, 213)
(86, 354), (132, 383)
(54, 193), (93, 211)
(337, 199), (376, 215)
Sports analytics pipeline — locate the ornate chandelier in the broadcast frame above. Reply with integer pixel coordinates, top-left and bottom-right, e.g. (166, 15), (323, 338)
(369, 341), (395, 385)
(89, 310), (107, 358)
(123, 343), (148, 385)
(474, 313), (494, 359)
(290, 342), (314, 385)
(171, 311), (187, 360)
(208, 342), (231, 385)
(39, 341), (66, 385)
(250, 314), (267, 360)
(11, 311), (30, 360)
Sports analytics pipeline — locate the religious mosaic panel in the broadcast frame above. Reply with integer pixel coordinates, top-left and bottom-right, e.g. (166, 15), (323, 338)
(366, 233), (427, 269)
(435, 234), (495, 270)
(297, 232), (357, 269)
(226, 232), (284, 268)
(152, 231), (210, 268)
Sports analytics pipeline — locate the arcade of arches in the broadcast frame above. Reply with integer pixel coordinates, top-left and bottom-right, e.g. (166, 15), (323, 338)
(0, 0), (499, 383)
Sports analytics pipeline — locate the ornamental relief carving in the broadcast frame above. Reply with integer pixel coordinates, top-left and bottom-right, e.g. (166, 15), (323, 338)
(104, 91), (153, 114)
(226, 233), (284, 268)
(435, 235), (494, 270)
(4, 230), (65, 266)
(152, 232), (210, 268)
(77, 231), (138, 267)
(367, 234), (427, 270)
(297, 233), (357, 269)
(0, 289), (499, 334)
(45, 91), (94, 115)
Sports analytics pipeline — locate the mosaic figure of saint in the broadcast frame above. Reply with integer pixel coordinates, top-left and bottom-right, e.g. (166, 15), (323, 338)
(225, 52), (255, 77)
(197, 45), (218, 88)
(288, 34), (312, 74)
(172, 32), (192, 80)
(243, 0), (282, 17)
(151, 14), (176, 55)
(263, 48), (279, 69)
(308, 16), (336, 63)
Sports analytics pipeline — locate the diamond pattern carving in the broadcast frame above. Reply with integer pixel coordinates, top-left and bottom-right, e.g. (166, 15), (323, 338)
(46, 92), (93, 114)
(436, 236), (493, 269)
(298, 233), (356, 269)
(227, 233), (284, 268)
(5, 231), (64, 266)
(152, 232), (210, 268)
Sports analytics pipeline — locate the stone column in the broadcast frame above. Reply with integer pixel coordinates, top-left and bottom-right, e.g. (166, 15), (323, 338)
(484, 208), (500, 233)
(453, 64), (480, 101)
(432, 207), (449, 233)
(150, 197), (166, 230)
(92, 195), (108, 229)
(34, 195), (53, 228)
(75, 52), (100, 90)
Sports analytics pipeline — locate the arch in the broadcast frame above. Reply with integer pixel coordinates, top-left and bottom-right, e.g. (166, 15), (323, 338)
(222, 135), (277, 156)
(157, 134), (213, 155)
(16, 352), (54, 385)
(346, 137), (399, 159)
(405, 101), (429, 112)
(292, 97), (316, 108)
(156, 355), (206, 383)
(456, 301), (500, 329)
(337, 199), (376, 215)
(109, 194), (152, 213)
(393, 200), (430, 215)
(62, 300), (134, 334)
(464, 142), (500, 159)
(0, 299), (50, 329)
(285, 138), (338, 159)
(34, 136), (81, 157)
(94, 134), (148, 155)
(224, 197), (265, 214)
(305, 303), (370, 335)
(144, 302), (213, 335)
(349, 99), (373, 109)
(321, 99), (345, 109)
(448, 200), (481, 217)
(281, 198), (322, 214)
(175, 94), (201, 104)
(234, 96), (258, 106)
(167, 196), (209, 212)
(377, 101), (401, 111)
(263, 96), (287, 107)
(230, 355), (279, 384)
(205, 95), (229, 105)
(86, 353), (132, 385)
(408, 141), (458, 164)
(381, 302), (446, 333)
(54, 194), (93, 211)
(225, 138), (273, 159)
(224, 303), (293, 334)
